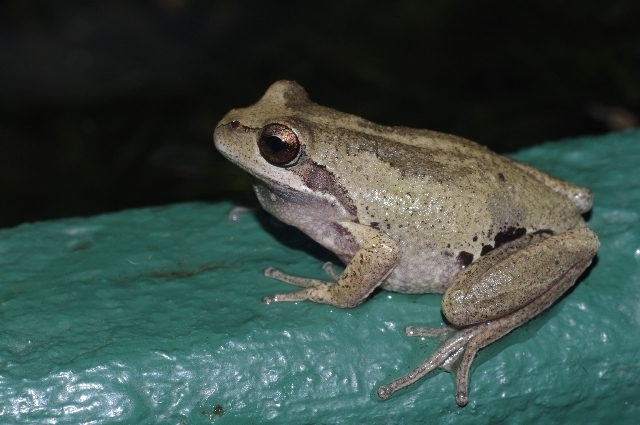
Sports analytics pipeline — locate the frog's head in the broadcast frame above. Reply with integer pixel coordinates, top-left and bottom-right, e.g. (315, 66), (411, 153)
(214, 80), (358, 218)
(214, 80), (315, 190)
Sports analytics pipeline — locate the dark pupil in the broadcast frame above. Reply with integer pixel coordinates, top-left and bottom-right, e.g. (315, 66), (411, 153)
(265, 136), (286, 153)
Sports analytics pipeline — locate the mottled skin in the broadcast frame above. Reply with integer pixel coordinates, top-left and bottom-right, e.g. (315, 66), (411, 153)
(214, 81), (600, 406)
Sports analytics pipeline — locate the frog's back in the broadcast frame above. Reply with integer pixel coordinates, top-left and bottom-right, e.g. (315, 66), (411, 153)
(340, 129), (588, 292)
(292, 92), (588, 234)
(316, 122), (582, 247)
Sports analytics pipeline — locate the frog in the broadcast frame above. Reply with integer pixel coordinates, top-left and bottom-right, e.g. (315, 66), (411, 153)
(213, 80), (600, 406)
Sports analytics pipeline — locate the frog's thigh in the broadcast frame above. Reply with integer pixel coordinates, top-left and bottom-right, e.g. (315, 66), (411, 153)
(442, 227), (600, 327)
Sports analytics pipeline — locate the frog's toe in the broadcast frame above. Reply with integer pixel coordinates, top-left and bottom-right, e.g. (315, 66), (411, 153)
(404, 325), (454, 340)
(376, 385), (394, 400)
(263, 267), (330, 288)
(262, 282), (339, 305)
(377, 327), (476, 404)
(262, 291), (310, 304)
(262, 286), (324, 303)
(456, 391), (469, 407)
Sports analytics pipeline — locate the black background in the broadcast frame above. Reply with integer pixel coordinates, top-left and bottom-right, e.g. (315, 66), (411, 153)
(1, 0), (638, 228)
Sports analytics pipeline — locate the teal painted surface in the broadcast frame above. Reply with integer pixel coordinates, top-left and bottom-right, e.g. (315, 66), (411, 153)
(1, 129), (639, 424)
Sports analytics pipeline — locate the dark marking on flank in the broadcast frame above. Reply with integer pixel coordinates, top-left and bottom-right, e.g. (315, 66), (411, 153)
(370, 222), (380, 230)
(494, 226), (526, 249)
(472, 235), (478, 242)
(331, 222), (352, 238)
(480, 245), (494, 256)
(457, 251), (474, 268)
(498, 173), (505, 181)
(329, 222), (359, 254)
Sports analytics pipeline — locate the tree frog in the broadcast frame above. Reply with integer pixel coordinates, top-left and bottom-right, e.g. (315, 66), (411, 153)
(213, 81), (599, 406)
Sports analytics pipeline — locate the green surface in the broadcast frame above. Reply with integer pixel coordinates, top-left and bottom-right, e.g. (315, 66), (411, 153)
(1, 130), (639, 424)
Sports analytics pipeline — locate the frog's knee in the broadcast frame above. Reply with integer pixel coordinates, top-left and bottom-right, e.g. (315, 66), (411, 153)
(441, 288), (478, 327)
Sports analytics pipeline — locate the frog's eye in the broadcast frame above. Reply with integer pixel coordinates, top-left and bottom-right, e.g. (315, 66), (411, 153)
(258, 124), (301, 166)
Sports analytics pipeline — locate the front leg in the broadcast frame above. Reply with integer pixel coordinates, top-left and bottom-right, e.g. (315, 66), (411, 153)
(378, 227), (599, 405)
(263, 222), (400, 308)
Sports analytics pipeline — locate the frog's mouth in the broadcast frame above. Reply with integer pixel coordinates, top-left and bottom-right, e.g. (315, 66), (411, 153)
(250, 175), (307, 202)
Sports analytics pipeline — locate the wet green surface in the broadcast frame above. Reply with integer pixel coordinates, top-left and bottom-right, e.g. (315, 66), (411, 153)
(1, 130), (639, 423)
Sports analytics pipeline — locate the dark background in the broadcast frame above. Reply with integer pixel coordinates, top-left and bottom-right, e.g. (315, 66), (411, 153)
(1, 0), (638, 228)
